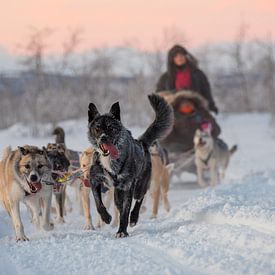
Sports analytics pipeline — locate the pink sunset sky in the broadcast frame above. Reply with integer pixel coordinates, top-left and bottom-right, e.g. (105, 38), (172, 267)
(1, 0), (275, 53)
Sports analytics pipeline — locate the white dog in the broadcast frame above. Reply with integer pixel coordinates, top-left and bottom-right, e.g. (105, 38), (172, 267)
(193, 128), (237, 187)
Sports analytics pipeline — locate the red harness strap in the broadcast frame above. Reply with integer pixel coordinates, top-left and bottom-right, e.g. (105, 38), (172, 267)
(81, 177), (91, 188)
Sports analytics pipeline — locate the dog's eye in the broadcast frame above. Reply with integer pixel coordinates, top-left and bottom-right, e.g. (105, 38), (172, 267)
(24, 164), (31, 169)
(107, 124), (116, 133)
(94, 127), (100, 135)
(38, 164), (44, 169)
(82, 164), (86, 168)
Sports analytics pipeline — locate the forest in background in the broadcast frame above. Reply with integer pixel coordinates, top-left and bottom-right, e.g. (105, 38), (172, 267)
(0, 26), (274, 133)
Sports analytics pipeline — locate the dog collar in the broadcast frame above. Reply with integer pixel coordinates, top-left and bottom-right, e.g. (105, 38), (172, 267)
(150, 153), (160, 157)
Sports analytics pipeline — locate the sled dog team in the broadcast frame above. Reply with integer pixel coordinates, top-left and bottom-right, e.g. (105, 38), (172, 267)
(0, 94), (236, 241)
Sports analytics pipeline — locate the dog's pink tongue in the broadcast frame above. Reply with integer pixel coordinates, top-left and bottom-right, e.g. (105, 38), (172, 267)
(30, 182), (42, 193)
(83, 178), (91, 188)
(102, 143), (119, 159)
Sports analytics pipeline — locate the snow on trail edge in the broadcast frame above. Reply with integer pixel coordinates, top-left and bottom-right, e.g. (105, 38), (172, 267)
(0, 114), (275, 275)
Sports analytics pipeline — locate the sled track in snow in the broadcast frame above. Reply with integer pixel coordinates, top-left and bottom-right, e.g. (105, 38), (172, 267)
(194, 211), (275, 236)
(126, 238), (202, 275)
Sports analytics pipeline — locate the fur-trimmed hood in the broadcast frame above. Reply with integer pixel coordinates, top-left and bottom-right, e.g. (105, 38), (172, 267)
(157, 90), (209, 110)
(167, 45), (198, 70)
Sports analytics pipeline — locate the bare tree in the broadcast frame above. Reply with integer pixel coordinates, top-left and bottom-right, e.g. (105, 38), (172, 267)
(59, 28), (83, 74)
(231, 21), (251, 112)
(146, 27), (189, 91)
(83, 49), (115, 110)
(19, 27), (52, 74)
(259, 34), (275, 120)
(17, 27), (53, 135)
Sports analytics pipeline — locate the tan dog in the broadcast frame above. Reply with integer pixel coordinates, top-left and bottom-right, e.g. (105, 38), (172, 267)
(79, 147), (118, 229)
(0, 145), (53, 241)
(79, 147), (95, 230)
(193, 129), (237, 187)
(149, 143), (174, 219)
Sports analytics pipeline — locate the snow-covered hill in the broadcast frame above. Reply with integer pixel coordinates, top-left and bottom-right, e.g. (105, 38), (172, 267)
(0, 114), (275, 275)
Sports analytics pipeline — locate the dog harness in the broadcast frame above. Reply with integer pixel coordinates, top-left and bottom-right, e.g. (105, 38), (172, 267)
(200, 150), (213, 166)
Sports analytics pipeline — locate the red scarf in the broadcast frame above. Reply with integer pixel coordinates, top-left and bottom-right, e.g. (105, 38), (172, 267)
(175, 66), (192, 91)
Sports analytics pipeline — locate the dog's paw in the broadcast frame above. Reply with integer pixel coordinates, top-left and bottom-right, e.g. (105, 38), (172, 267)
(130, 222), (137, 227)
(42, 223), (54, 231)
(99, 208), (112, 224)
(83, 223), (95, 230)
(16, 234), (29, 242)
(115, 231), (129, 238)
(55, 217), (65, 224)
(198, 182), (207, 188)
(130, 212), (139, 227)
(96, 220), (103, 228)
(150, 214), (157, 220)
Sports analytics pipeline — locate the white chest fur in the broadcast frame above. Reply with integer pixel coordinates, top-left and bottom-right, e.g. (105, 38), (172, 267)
(100, 154), (113, 173)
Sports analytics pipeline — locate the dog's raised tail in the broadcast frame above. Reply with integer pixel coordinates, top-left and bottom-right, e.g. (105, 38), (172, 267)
(139, 94), (174, 147)
(230, 145), (238, 155)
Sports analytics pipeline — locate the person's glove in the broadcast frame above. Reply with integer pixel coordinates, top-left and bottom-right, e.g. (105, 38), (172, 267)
(211, 106), (219, 115)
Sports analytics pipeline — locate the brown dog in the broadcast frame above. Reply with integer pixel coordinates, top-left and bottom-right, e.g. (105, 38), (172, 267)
(149, 143), (174, 219)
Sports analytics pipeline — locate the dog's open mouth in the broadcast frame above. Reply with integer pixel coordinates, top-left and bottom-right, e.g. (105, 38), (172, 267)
(27, 181), (42, 193)
(99, 143), (110, 156)
(82, 177), (91, 188)
(99, 143), (119, 159)
(198, 139), (207, 146)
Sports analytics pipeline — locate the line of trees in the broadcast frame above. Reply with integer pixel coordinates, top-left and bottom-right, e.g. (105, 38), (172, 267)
(0, 26), (274, 133)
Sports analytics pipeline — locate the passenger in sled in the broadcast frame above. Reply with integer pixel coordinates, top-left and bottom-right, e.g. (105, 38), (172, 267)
(155, 45), (221, 173)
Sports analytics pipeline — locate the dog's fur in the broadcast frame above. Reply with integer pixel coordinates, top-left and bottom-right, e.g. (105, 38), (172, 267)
(52, 127), (82, 212)
(87, 94), (173, 237)
(79, 147), (118, 229)
(193, 129), (237, 187)
(149, 142), (174, 219)
(0, 145), (53, 241)
(79, 147), (94, 229)
(52, 127), (80, 168)
(44, 143), (70, 223)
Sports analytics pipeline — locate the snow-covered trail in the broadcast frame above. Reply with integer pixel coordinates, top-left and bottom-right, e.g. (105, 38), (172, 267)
(0, 114), (275, 275)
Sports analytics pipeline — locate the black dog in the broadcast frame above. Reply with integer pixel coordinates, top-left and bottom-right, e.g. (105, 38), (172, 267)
(44, 143), (70, 223)
(87, 94), (173, 237)
(52, 127), (80, 168)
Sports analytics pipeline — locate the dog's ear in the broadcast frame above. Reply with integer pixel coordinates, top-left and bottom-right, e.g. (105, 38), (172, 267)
(109, 102), (120, 121)
(42, 146), (48, 156)
(18, 146), (29, 156)
(88, 103), (99, 123)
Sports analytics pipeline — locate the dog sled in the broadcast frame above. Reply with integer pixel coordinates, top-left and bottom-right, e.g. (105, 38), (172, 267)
(158, 90), (221, 175)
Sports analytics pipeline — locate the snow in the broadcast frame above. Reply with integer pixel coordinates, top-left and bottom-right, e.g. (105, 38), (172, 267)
(0, 113), (275, 275)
